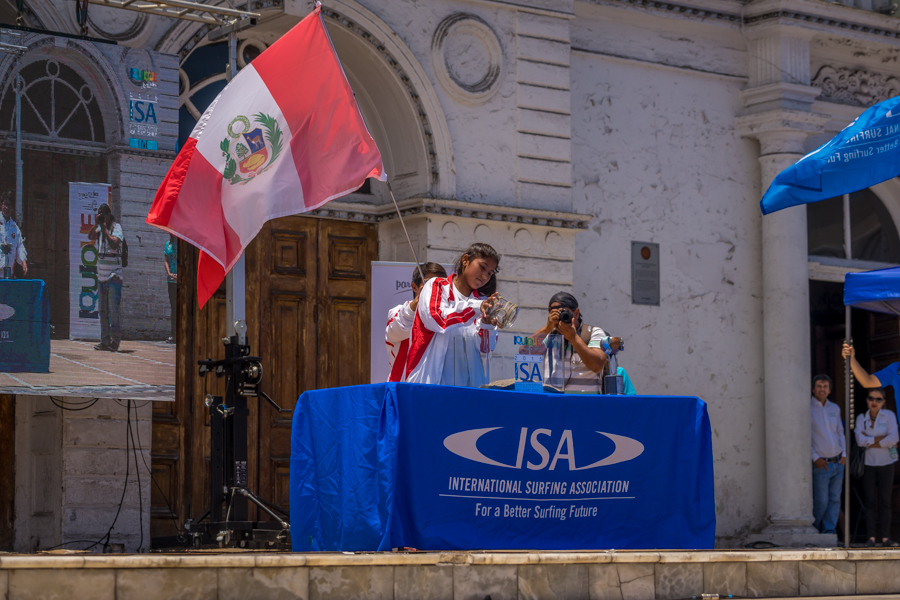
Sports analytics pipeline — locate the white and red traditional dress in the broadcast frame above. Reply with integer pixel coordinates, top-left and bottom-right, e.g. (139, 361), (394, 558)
(405, 274), (497, 386)
(385, 300), (416, 382)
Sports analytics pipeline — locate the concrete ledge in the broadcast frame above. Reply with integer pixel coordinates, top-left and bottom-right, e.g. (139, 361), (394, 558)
(2, 548), (900, 568)
(3, 551), (900, 600)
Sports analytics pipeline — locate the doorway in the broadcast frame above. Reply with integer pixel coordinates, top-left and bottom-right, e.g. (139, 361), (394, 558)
(810, 279), (900, 544)
(150, 216), (377, 540)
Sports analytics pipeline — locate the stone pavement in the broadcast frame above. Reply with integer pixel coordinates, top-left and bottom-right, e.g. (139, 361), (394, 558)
(0, 340), (175, 401)
(2, 549), (900, 599)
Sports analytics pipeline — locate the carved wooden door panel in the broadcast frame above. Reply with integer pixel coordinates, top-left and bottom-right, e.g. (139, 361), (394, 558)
(316, 219), (376, 390)
(248, 218), (318, 514)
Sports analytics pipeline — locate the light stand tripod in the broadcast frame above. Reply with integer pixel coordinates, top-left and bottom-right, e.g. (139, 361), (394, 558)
(182, 334), (292, 549)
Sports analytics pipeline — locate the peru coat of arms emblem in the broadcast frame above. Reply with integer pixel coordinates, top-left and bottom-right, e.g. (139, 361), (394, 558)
(220, 112), (284, 185)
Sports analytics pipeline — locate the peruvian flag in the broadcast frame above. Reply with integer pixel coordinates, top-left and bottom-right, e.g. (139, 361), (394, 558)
(147, 5), (385, 307)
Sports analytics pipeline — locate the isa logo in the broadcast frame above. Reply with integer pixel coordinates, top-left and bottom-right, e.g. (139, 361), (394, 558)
(514, 354), (542, 392)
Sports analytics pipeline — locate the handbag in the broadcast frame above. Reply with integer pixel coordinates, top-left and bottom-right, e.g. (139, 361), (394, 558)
(850, 442), (866, 479)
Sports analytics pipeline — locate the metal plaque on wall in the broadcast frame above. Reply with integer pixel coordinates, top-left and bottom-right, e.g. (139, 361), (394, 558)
(631, 241), (660, 306)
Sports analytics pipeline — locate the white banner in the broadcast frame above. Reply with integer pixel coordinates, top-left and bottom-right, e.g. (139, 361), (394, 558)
(370, 261), (453, 384)
(69, 182), (110, 341)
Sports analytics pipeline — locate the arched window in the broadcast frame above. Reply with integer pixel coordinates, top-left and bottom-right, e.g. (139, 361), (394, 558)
(0, 59), (106, 142)
(807, 189), (900, 263)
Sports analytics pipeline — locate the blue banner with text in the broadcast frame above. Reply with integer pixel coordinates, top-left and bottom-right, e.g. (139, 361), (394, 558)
(290, 383), (714, 551)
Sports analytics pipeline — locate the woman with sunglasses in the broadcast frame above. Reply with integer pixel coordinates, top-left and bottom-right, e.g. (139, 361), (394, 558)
(855, 387), (900, 547)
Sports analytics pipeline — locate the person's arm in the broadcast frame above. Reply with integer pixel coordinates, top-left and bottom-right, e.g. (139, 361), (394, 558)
(556, 320), (607, 373)
(533, 310), (560, 339)
(842, 343), (883, 388)
(812, 427), (825, 468)
(386, 302), (415, 345)
(88, 219), (100, 241)
(835, 410), (846, 461)
(884, 412), (899, 448)
(856, 420), (875, 447)
(15, 234), (26, 275)
(416, 278), (475, 333)
(164, 260), (175, 279)
(105, 223), (122, 249)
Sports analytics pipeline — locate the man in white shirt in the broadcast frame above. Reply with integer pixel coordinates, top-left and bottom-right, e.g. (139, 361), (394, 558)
(810, 374), (845, 534)
(0, 192), (27, 279)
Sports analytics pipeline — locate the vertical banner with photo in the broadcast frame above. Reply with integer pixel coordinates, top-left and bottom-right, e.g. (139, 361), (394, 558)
(69, 182), (110, 341)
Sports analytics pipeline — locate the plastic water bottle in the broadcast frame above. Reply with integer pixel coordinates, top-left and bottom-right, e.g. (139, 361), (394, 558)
(890, 446), (898, 461)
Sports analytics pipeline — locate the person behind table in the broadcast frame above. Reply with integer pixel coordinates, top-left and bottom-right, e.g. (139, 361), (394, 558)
(855, 387), (899, 547)
(89, 203), (124, 352)
(385, 262), (447, 382)
(810, 374), (845, 535)
(533, 292), (611, 393)
(405, 243), (500, 384)
(0, 192), (27, 279)
(843, 342), (900, 392)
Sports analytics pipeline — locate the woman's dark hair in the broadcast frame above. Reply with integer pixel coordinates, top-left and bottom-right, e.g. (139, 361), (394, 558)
(868, 387), (886, 397)
(412, 262), (447, 287)
(454, 243), (500, 296)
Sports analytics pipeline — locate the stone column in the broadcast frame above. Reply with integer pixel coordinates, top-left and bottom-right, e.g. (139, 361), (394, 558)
(736, 20), (832, 546)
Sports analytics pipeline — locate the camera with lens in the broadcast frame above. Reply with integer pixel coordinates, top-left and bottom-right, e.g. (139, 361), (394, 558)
(0, 244), (10, 255)
(558, 308), (573, 324)
(97, 212), (110, 226)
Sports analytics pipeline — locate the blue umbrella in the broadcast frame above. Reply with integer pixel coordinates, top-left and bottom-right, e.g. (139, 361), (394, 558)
(844, 266), (900, 316)
(761, 95), (900, 215)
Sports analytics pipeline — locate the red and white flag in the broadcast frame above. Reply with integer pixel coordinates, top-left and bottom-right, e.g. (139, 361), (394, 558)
(147, 6), (385, 307)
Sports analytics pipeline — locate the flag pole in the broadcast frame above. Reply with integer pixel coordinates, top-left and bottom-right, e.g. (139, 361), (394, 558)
(313, 3), (425, 284)
(224, 29), (246, 344)
(843, 192), (851, 549)
(386, 181), (426, 286)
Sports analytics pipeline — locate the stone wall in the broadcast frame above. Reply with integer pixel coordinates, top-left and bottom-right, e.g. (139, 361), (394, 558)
(14, 397), (152, 553)
(569, 2), (765, 543)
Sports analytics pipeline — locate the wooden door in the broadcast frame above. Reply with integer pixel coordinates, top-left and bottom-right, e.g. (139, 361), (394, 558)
(152, 216), (376, 539)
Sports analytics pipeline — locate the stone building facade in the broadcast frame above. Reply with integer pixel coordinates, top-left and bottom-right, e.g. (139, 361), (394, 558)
(13, 0), (900, 548)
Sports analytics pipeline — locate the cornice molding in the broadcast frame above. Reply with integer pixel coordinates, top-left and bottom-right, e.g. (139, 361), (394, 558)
(309, 198), (592, 230)
(584, 0), (900, 41)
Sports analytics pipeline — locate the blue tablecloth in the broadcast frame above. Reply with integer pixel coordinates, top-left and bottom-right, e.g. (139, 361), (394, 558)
(0, 279), (50, 373)
(291, 383), (715, 551)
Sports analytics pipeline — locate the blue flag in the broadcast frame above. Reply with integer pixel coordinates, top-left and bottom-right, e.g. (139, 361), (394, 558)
(761, 95), (900, 215)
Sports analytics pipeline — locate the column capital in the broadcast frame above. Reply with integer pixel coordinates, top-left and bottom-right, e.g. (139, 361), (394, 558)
(741, 82), (821, 115)
(736, 108), (830, 155)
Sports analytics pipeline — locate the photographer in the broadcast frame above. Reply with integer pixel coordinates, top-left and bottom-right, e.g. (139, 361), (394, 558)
(0, 192), (27, 279)
(533, 292), (618, 393)
(89, 203), (124, 352)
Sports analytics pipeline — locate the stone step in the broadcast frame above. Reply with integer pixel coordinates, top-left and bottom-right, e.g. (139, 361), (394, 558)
(2, 549), (900, 599)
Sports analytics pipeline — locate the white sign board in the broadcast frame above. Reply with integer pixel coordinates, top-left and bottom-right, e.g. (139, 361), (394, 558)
(370, 261), (453, 384)
(69, 182), (109, 341)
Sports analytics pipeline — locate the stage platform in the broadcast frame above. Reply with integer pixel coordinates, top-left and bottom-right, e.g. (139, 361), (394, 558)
(2, 549), (900, 599)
